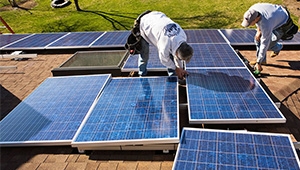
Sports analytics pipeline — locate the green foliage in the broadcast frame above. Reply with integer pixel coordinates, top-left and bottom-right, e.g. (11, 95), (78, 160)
(0, 0), (289, 33)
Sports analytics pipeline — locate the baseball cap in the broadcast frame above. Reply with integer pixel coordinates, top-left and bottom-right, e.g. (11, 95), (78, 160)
(241, 9), (259, 27)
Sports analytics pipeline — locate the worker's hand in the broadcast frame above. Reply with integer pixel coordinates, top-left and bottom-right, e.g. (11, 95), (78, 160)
(254, 63), (263, 72)
(175, 67), (188, 80)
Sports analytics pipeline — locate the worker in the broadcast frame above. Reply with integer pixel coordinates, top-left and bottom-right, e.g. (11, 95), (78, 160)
(126, 11), (193, 80)
(241, 3), (298, 74)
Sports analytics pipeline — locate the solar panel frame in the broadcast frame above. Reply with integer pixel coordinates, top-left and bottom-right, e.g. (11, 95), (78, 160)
(46, 32), (104, 49)
(72, 76), (179, 150)
(0, 74), (111, 147)
(185, 29), (227, 44)
(173, 128), (300, 170)
(2, 33), (68, 50)
(186, 43), (246, 68)
(90, 31), (131, 48)
(186, 68), (286, 124)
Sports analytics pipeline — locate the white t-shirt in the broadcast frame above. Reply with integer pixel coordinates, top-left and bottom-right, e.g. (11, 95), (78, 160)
(139, 11), (187, 70)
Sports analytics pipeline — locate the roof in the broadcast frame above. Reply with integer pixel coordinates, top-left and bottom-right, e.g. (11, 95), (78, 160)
(0, 49), (299, 169)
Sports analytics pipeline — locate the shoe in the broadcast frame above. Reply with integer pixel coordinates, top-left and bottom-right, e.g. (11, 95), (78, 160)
(250, 61), (267, 65)
(270, 51), (279, 58)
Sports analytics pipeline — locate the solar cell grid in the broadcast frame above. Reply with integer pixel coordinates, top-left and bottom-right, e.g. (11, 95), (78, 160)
(0, 74), (110, 146)
(0, 34), (31, 48)
(186, 44), (245, 68)
(220, 29), (256, 45)
(3, 33), (67, 49)
(47, 32), (104, 48)
(185, 29), (227, 43)
(221, 29), (300, 46)
(90, 31), (130, 47)
(122, 45), (165, 71)
(72, 77), (179, 147)
(186, 68), (286, 124)
(173, 128), (300, 170)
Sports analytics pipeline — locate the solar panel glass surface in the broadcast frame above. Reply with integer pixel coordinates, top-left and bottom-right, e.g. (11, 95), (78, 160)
(173, 128), (300, 170)
(186, 44), (245, 68)
(73, 77), (179, 146)
(90, 31), (130, 47)
(0, 34), (31, 48)
(0, 74), (110, 146)
(3, 33), (67, 49)
(220, 29), (256, 45)
(185, 29), (227, 43)
(186, 68), (286, 124)
(221, 29), (300, 45)
(122, 45), (165, 71)
(47, 32), (104, 48)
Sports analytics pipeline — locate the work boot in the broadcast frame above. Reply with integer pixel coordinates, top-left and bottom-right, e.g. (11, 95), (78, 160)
(249, 61), (267, 65)
(270, 51), (280, 58)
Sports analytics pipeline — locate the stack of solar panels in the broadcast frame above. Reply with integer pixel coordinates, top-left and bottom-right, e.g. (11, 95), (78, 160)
(184, 29), (286, 124)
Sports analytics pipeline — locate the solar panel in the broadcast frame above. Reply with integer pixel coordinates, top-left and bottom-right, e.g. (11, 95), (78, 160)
(90, 31), (130, 48)
(122, 45), (166, 72)
(186, 44), (246, 68)
(72, 76), (179, 150)
(173, 128), (300, 170)
(220, 29), (256, 46)
(186, 68), (286, 124)
(0, 74), (111, 146)
(221, 29), (300, 46)
(46, 32), (104, 49)
(0, 34), (31, 48)
(185, 29), (227, 44)
(3, 33), (67, 50)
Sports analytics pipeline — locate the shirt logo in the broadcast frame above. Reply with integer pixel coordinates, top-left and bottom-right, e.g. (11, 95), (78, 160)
(164, 24), (180, 37)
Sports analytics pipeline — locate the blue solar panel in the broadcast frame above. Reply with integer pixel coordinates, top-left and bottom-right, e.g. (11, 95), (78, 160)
(220, 29), (256, 45)
(221, 29), (300, 46)
(186, 68), (286, 124)
(122, 45), (166, 71)
(0, 74), (110, 146)
(47, 32), (104, 49)
(90, 31), (130, 47)
(3, 33), (67, 49)
(173, 128), (300, 170)
(0, 34), (31, 48)
(185, 29), (227, 43)
(72, 77), (179, 147)
(186, 44), (245, 68)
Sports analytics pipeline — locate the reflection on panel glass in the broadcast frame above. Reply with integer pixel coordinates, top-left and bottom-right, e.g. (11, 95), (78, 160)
(187, 68), (285, 123)
(186, 44), (245, 68)
(74, 77), (178, 145)
(0, 75), (110, 145)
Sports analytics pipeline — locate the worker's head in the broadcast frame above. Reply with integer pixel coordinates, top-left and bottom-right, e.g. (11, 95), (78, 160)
(176, 42), (193, 63)
(241, 9), (261, 27)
